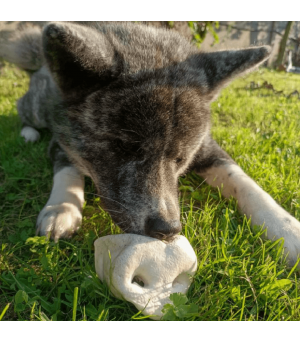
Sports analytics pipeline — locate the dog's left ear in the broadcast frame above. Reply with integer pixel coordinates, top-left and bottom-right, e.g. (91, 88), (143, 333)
(189, 46), (272, 102)
(43, 22), (121, 101)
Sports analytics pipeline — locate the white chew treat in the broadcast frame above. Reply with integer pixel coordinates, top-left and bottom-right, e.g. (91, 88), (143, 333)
(94, 234), (197, 320)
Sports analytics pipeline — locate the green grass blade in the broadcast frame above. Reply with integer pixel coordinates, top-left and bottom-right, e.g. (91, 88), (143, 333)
(0, 303), (10, 321)
(72, 287), (79, 321)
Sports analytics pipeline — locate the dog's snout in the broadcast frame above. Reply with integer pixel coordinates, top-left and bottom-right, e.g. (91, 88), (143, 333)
(145, 217), (182, 239)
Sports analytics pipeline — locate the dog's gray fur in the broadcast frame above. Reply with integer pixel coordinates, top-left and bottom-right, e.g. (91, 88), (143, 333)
(2, 22), (300, 264)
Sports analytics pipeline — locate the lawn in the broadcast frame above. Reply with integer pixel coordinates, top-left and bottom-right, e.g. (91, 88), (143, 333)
(0, 60), (300, 321)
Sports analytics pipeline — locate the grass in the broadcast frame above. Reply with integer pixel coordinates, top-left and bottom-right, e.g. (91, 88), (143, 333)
(0, 60), (300, 321)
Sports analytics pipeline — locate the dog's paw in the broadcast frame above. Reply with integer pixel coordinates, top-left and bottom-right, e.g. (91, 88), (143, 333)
(276, 215), (300, 266)
(21, 126), (40, 142)
(255, 209), (300, 267)
(36, 203), (82, 241)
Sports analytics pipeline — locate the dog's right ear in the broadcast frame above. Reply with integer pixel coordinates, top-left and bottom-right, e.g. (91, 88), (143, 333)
(43, 22), (120, 101)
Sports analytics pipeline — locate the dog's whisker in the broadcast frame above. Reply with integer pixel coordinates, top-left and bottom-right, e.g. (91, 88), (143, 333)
(100, 208), (124, 214)
(114, 220), (129, 227)
(113, 220), (132, 233)
(83, 191), (130, 212)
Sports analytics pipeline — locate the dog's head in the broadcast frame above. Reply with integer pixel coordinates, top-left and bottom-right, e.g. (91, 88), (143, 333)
(43, 22), (271, 239)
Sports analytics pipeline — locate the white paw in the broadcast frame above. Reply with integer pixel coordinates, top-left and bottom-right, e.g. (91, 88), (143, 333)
(21, 126), (40, 142)
(255, 209), (300, 266)
(36, 203), (82, 241)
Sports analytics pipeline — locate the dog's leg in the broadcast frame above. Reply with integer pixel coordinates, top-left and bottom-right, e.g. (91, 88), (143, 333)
(191, 138), (300, 266)
(36, 139), (84, 241)
(17, 66), (56, 143)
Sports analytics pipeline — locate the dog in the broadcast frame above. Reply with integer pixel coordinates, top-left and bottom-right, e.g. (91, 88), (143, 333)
(1, 21), (300, 266)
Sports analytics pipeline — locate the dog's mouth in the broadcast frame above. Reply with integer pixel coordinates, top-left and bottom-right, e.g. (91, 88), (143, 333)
(113, 217), (182, 242)
(123, 230), (179, 243)
(145, 231), (179, 242)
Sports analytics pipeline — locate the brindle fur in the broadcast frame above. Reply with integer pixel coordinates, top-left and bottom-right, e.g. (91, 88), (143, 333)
(0, 22), (278, 240)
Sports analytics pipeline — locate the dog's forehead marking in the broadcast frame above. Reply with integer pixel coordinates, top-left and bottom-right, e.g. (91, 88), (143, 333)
(91, 85), (206, 142)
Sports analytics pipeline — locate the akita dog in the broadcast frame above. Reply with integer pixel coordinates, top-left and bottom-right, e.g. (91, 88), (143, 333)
(1, 22), (300, 266)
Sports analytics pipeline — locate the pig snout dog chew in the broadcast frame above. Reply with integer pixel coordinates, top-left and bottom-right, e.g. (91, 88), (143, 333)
(94, 234), (198, 319)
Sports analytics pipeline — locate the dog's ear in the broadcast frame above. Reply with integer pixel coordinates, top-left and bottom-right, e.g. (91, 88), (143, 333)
(43, 22), (121, 101)
(189, 46), (271, 102)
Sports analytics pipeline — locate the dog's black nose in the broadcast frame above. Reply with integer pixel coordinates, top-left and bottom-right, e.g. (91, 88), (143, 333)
(145, 217), (182, 239)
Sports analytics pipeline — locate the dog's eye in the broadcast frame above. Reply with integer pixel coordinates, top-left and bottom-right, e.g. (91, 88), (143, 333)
(175, 157), (183, 164)
(116, 139), (141, 155)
